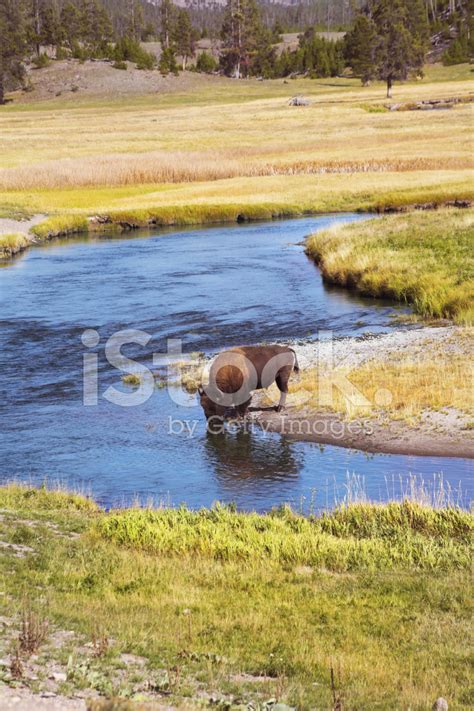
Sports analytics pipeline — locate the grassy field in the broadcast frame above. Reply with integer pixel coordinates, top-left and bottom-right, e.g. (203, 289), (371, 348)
(0, 484), (472, 710)
(306, 208), (474, 324)
(0, 63), (472, 226)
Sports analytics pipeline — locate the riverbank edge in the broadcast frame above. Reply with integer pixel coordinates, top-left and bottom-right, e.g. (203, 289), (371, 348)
(254, 409), (474, 458)
(0, 196), (472, 261)
(254, 325), (474, 459)
(0, 485), (471, 709)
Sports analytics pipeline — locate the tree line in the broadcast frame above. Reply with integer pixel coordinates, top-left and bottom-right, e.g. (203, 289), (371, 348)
(0, 0), (472, 103)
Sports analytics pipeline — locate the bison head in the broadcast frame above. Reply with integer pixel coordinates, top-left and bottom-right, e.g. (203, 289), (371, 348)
(197, 385), (225, 421)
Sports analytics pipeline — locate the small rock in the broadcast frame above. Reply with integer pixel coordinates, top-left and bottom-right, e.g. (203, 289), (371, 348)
(288, 96), (310, 106)
(41, 691), (57, 698)
(432, 699), (448, 711)
(50, 671), (67, 682)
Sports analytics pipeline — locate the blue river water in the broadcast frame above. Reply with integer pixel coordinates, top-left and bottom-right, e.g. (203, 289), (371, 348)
(0, 215), (472, 510)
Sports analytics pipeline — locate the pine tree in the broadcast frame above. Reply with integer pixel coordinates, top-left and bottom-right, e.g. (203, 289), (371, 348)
(220, 0), (245, 77)
(343, 14), (377, 85)
(174, 8), (194, 70)
(127, 0), (144, 41)
(40, 2), (62, 49)
(371, 0), (428, 98)
(0, 0), (28, 104)
(160, 0), (176, 50)
(60, 1), (82, 50)
(347, 0), (429, 97)
(32, 0), (41, 55)
(159, 46), (178, 74)
(220, 0), (270, 78)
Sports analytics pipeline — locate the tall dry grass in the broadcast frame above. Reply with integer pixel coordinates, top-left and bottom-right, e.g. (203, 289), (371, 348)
(291, 352), (473, 420)
(0, 152), (471, 190)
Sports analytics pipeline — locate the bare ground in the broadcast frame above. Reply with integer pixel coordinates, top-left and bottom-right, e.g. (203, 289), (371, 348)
(0, 215), (46, 235)
(8, 60), (234, 104)
(253, 406), (473, 457)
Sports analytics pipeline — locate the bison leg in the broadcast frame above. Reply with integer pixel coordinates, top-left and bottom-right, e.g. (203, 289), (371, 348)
(237, 396), (252, 418)
(275, 370), (291, 412)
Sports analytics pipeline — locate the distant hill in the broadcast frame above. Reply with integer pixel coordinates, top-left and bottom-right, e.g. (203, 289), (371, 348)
(142, 0), (356, 34)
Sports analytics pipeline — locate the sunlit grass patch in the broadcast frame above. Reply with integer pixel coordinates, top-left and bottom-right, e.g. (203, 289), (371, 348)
(0, 482), (99, 514)
(0, 67), (472, 226)
(291, 350), (473, 420)
(96, 501), (472, 571)
(31, 214), (89, 241)
(0, 232), (28, 258)
(306, 208), (474, 324)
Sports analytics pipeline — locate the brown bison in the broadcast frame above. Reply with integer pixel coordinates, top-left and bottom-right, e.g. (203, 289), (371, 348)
(198, 344), (299, 421)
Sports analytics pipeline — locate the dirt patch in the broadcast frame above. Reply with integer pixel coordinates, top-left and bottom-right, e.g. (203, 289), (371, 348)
(254, 407), (474, 458)
(0, 686), (86, 710)
(0, 216), (46, 236)
(8, 60), (233, 104)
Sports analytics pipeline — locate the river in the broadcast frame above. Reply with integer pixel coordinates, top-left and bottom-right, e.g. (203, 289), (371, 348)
(1, 215), (471, 510)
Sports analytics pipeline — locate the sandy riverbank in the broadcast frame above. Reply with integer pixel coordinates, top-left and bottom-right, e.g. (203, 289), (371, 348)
(0, 215), (46, 236)
(253, 326), (474, 458)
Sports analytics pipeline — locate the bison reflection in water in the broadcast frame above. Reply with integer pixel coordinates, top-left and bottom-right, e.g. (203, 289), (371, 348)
(204, 429), (300, 486)
(198, 345), (299, 423)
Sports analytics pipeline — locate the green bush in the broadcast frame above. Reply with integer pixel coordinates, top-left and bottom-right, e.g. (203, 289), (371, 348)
(114, 37), (156, 70)
(196, 51), (218, 74)
(55, 46), (69, 60)
(442, 37), (470, 66)
(159, 47), (179, 75)
(71, 41), (87, 61)
(32, 53), (51, 69)
(112, 60), (127, 70)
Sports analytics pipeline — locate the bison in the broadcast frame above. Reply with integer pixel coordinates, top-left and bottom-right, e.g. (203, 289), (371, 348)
(198, 344), (299, 421)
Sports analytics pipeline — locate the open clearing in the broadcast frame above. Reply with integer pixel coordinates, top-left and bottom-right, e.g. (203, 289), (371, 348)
(0, 63), (472, 224)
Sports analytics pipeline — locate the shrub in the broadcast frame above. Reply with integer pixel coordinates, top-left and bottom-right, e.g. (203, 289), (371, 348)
(114, 37), (156, 70)
(442, 39), (469, 66)
(136, 53), (155, 71)
(196, 51), (218, 74)
(32, 53), (51, 69)
(55, 46), (68, 60)
(71, 41), (87, 61)
(113, 60), (127, 70)
(159, 48), (179, 75)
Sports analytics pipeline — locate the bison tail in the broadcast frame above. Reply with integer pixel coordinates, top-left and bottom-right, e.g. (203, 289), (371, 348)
(290, 348), (300, 372)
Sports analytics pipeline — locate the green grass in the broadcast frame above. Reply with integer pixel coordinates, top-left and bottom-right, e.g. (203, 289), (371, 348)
(0, 232), (28, 258)
(0, 484), (472, 709)
(97, 501), (472, 571)
(306, 207), (474, 324)
(0, 482), (98, 514)
(30, 214), (89, 240)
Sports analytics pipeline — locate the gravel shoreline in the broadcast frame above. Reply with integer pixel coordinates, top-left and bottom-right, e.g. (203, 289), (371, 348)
(255, 325), (474, 458)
